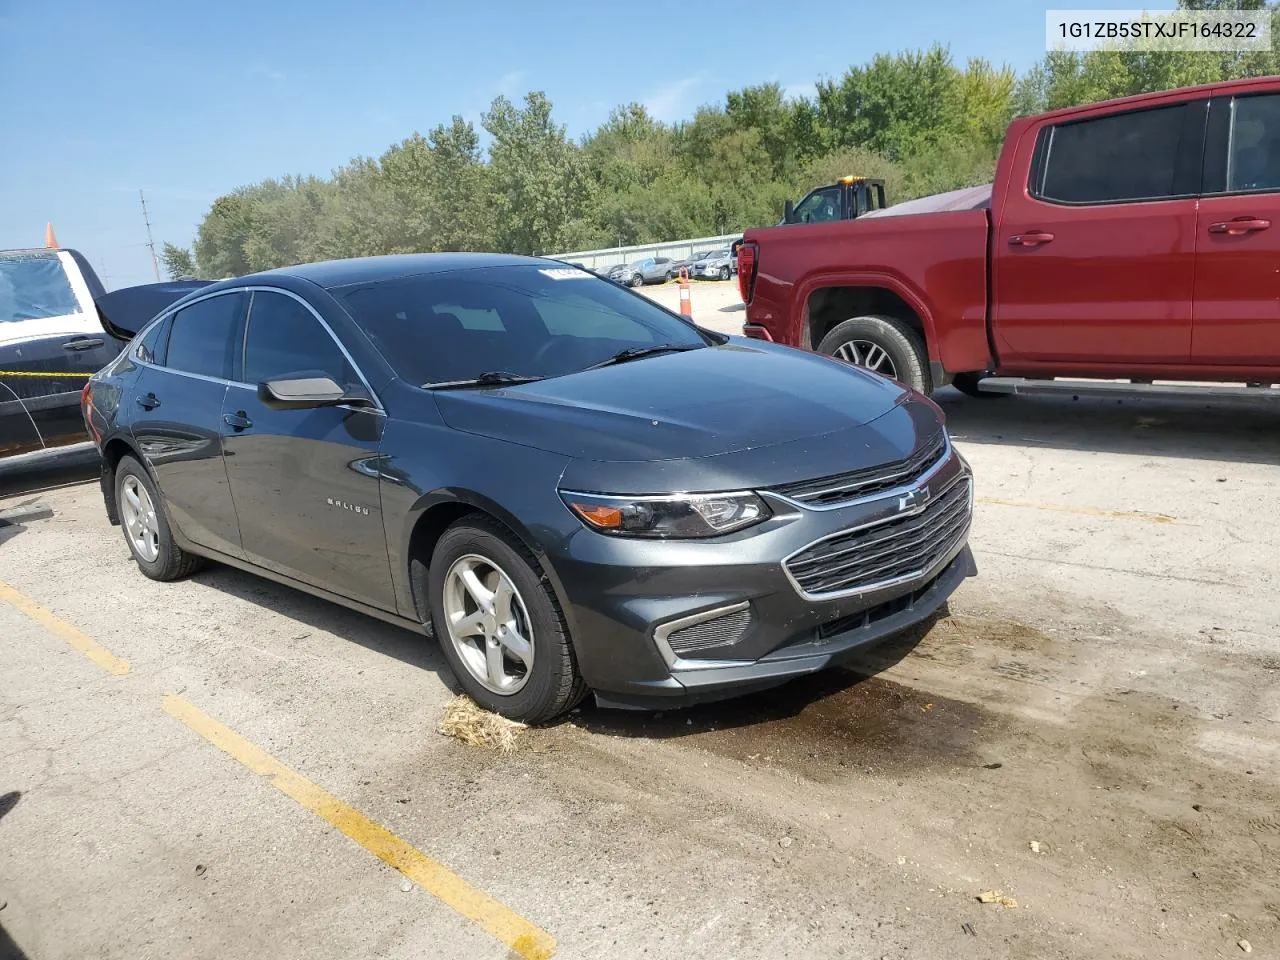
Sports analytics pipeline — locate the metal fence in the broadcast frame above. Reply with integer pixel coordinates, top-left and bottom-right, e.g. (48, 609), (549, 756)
(548, 233), (741, 271)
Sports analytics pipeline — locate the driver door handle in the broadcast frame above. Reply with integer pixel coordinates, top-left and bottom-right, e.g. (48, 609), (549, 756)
(63, 337), (104, 351)
(222, 411), (252, 432)
(1009, 231), (1055, 247)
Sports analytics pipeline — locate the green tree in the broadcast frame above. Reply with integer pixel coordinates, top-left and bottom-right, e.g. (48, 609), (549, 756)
(160, 242), (197, 280)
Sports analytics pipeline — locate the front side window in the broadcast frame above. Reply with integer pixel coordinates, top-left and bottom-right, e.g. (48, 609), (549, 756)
(243, 291), (357, 387)
(165, 293), (247, 380)
(1226, 94), (1280, 193)
(1034, 104), (1188, 204)
(338, 264), (708, 385)
(793, 187), (841, 223)
(0, 253), (80, 323)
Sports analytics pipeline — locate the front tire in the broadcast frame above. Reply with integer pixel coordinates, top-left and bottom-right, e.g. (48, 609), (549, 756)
(816, 315), (931, 394)
(428, 516), (586, 723)
(115, 455), (204, 581)
(718, 266), (730, 280)
(629, 274), (643, 288)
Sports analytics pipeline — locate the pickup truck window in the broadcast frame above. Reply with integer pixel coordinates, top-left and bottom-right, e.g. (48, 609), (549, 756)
(1033, 103), (1189, 205)
(792, 187), (842, 223)
(1226, 94), (1280, 193)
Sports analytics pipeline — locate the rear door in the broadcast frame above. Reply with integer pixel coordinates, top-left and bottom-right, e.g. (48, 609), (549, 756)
(128, 291), (247, 558)
(993, 97), (1206, 364)
(1192, 90), (1280, 364)
(220, 288), (393, 610)
(0, 250), (120, 454)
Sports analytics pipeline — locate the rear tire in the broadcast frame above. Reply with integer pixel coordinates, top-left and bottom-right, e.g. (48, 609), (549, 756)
(115, 455), (204, 581)
(951, 372), (1006, 399)
(428, 516), (586, 724)
(816, 315), (931, 394)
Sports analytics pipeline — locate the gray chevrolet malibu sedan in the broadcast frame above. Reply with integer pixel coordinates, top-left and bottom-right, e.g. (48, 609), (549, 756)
(84, 254), (975, 722)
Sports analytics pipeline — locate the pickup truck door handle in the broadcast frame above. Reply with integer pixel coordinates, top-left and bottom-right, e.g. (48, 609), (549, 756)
(136, 393), (161, 410)
(63, 337), (104, 351)
(1208, 217), (1271, 235)
(1009, 232), (1055, 247)
(222, 411), (253, 432)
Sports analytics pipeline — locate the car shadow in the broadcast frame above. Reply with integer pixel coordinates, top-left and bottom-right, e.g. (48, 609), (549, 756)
(191, 565), (454, 683)
(717, 302), (745, 313)
(936, 387), (1280, 467)
(0, 790), (26, 959)
(0, 501), (56, 548)
(570, 609), (944, 740)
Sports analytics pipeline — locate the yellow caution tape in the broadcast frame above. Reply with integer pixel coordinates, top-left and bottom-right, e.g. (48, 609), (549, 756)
(0, 370), (94, 378)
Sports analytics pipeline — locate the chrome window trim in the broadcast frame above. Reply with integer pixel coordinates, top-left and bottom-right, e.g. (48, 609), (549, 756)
(137, 285), (385, 416)
(652, 601), (752, 672)
(768, 434), (954, 513)
(781, 475), (973, 602)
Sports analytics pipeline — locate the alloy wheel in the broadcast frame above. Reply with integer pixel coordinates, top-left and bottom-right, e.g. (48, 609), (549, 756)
(833, 339), (899, 379)
(121, 475), (160, 563)
(442, 554), (535, 694)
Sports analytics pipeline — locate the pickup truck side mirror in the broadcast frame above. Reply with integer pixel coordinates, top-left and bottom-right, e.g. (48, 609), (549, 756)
(259, 375), (364, 410)
(783, 199), (795, 224)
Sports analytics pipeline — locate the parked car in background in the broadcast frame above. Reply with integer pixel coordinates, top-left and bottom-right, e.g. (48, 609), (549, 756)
(740, 76), (1280, 396)
(692, 248), (736, 281)
(84, 253), (974, 722)
(668, 250), (712, 278)
(1, 247), (122, 458)
(612, 257), (675, 287)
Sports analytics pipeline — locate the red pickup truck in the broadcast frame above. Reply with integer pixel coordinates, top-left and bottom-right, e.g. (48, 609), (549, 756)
(738, 76), (1280, 396)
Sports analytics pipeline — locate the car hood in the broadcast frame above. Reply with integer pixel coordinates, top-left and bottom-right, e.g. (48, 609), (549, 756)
(431, 340), (907, 463)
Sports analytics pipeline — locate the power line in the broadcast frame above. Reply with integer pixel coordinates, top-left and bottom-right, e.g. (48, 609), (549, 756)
(139, 188), (160, 282)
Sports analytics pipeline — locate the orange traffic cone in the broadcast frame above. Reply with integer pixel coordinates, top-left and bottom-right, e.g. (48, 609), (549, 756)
(678, 267), (693, 319)
(45, 222), (59, 248)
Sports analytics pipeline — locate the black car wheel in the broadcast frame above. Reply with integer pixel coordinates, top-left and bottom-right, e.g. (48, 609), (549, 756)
(428, 516), (586, 723)
(816, 315), (931, 394)
(718, 266), (730, 281)
(115, 455), (204, 581)
(629, 273), (643, 288)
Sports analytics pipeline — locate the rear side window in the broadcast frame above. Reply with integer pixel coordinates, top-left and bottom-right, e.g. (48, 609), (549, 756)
(243, 291), (357, 387)
(165, 293), (247, 380)
(1033, 104), (1190, 204)
(135, 317), (171, 365)
(0, 254), (80, 322)
(1226, 94), (1280, 193)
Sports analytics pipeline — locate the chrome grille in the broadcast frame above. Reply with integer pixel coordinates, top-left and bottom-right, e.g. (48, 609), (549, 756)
(784, 478), (971, 599)
(666, 607), (752, 657)
(772, 431), (947, 507)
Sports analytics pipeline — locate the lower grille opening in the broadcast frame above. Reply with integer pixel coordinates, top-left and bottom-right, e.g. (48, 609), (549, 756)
(666, 607), (752, 657)
(814, 565), (947, 641)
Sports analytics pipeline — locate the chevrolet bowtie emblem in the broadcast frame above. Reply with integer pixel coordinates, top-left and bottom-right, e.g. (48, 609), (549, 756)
(898, 486), (931, 512)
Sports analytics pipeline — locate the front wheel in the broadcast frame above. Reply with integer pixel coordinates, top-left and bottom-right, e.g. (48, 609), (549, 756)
(816, 315), (931, 394)
(629, 274), (643, 288)
(718, 266), (730, 281)
(428, 517), (586, 723)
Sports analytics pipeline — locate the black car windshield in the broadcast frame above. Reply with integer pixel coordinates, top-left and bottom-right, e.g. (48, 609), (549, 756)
(337, 263), (711, 385)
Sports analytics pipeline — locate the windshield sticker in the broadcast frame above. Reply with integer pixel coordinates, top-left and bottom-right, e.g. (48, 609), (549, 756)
(538, 267), (592, 280)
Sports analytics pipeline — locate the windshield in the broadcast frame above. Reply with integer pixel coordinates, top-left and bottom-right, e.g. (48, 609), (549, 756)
(337, 263), (710, 385)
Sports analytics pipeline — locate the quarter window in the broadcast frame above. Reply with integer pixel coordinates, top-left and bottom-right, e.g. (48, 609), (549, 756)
(165, 293), (247, 380)
(1034, 104), (1188, 204)
(134, 317), (171, 365)
(243, 291), (357, 387)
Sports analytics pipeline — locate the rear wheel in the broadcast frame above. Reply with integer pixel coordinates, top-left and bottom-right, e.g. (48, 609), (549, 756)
(816, 315), (931, 394)
(428, 517), (586, 723)
(115, 455), (204, 581)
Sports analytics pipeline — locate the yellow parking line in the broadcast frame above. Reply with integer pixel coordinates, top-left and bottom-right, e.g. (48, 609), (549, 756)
(163, 694), (556, 960)
(976, 496), (1177, 524)
(0, 579), (130, 675)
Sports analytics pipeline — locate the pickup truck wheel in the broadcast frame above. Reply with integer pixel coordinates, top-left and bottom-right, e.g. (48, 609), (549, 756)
(951, 372), (1006, 399)
(817, 315), (931, 394)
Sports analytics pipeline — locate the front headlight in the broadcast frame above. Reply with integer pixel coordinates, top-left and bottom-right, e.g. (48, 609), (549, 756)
(560, 490), (771, 538)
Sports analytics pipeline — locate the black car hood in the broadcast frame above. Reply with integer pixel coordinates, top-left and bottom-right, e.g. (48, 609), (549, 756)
(432, 340), (907, 463)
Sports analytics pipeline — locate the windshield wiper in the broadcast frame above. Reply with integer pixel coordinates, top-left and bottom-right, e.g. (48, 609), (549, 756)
(424, 371), (547, 390)
(583, 343), (701, 372)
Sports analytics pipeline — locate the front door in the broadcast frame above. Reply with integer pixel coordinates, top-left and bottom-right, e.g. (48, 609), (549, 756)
(129, 293), (247, 558)
(220, 289), (394, 610)
(1193, 92), (1280, 365)
(993, 98), (1204, 365)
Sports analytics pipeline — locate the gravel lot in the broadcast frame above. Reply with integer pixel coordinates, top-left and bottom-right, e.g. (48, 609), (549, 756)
(1, 334), (1278, 959)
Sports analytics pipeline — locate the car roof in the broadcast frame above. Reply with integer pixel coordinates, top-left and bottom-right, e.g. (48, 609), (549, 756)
(243, 252), (549, 291)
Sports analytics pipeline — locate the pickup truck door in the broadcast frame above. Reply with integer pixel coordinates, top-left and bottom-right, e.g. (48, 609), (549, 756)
(1192, 91), (1280, 365)
(993, 98), (1205, 365)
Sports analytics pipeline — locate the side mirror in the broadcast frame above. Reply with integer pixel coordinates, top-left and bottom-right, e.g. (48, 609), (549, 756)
(259, 376), (353, 410)
(783, 199), (795, 224)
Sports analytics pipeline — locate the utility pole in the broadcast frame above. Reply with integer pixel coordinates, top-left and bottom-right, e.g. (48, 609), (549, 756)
(139, 188), (161, 281)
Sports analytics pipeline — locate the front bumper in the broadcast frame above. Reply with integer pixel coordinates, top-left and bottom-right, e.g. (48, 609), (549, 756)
(550, 445), (975, 708)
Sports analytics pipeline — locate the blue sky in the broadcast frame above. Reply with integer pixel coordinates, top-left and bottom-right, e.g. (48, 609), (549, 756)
(0, 0), (1132, 289)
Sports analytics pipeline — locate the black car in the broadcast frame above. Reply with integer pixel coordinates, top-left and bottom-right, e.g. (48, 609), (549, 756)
(84, 254), (975, 722)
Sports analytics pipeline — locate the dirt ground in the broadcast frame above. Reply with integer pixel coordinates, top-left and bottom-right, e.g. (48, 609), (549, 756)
(1, 351), (1277, 959)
